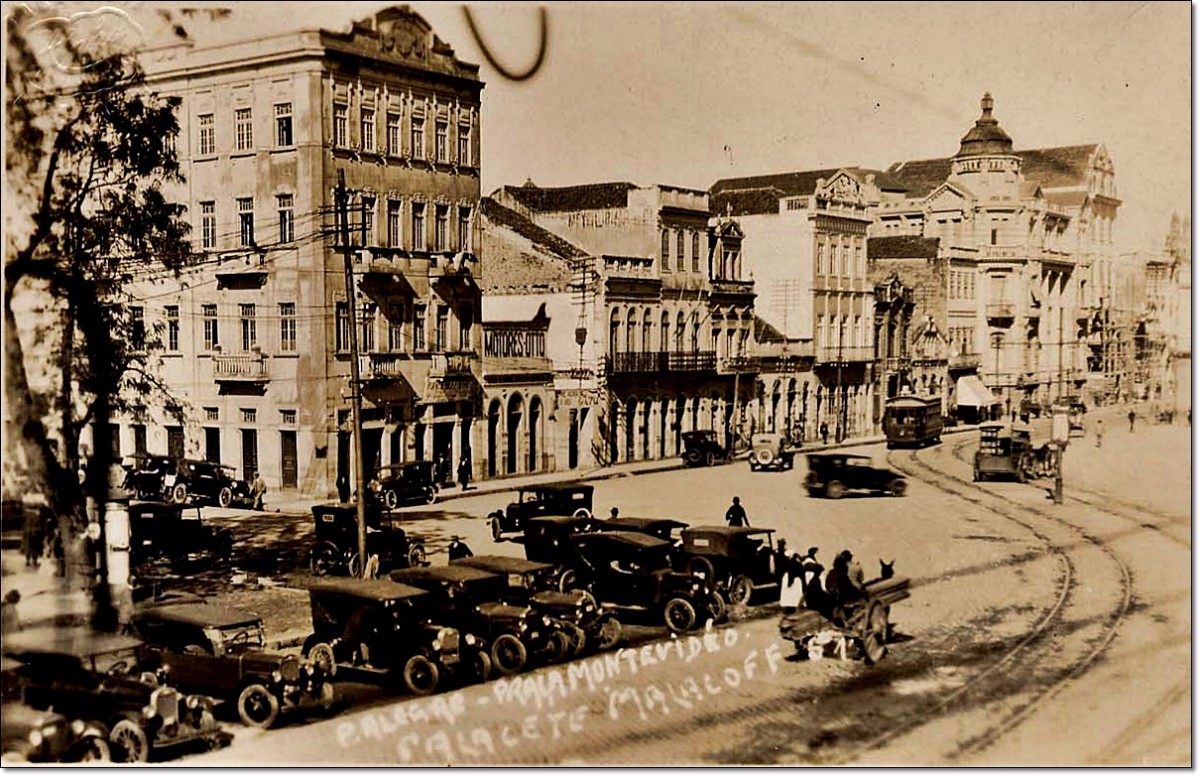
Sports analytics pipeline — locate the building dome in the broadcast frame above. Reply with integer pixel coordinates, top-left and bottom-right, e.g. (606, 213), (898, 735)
(956, 92), (1013, 157)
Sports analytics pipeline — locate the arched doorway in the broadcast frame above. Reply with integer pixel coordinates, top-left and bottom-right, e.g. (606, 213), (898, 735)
(641, 399), (652, 460)
(506, 393), (524, 475)
(625, 397), (637, 462)
(528, 396), (543, 472)
(487, 399), (501, 478)
(659, 399), (668, 459)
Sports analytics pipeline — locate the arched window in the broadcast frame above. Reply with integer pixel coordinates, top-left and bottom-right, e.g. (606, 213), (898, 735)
(660, 311), (669, 353)
(676, 230), (685, 271)
(642, 309), (652, 352)
(609, 308), (621, 355)
(691, 232), (701, 272)
(674, 311), (685, 351)
(661, 230), (670, 270)
(690, 312), (700, 352)
(626, 308), (637, 352)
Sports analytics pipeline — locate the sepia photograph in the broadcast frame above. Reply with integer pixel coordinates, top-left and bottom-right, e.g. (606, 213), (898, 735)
(0, 0), (1191, 766)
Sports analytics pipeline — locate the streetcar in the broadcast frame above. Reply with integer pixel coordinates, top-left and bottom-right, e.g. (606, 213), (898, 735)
(883, 395), (944, 448)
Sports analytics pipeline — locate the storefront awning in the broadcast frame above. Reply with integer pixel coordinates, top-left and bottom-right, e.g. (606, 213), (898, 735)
(956, 375), (998, 407)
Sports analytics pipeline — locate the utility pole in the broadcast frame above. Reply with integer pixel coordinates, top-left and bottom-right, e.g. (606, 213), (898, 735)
(336, 170), (369, 577)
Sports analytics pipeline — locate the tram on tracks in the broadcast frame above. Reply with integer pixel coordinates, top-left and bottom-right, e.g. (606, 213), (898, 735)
(883, 395), (944, 448)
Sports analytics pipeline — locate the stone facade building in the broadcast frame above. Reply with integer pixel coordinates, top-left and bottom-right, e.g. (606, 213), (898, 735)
(124, 7), (484, 497)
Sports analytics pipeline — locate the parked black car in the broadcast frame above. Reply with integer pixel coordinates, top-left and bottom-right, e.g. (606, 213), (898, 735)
(303, 578), (490, 696)
(389, 565), (563, 676)
(678, 526), (780, 606)
(451, 555), (624, 654)
(166, 459), (254, 509)
(604, 517), (689, 543)
(368, 461), (439, 510)
(309, 504), (429, 579)
(681, 430), (731, 467)
(130, 602), (334, 729)
(3, 627), (231, 763)
(804, 453), (908, 499)
(488, 484), (595, 541)
(122, 455), (177, 501)
(522, 515), (603, 588)
(129, 502), (235, 570)
(749, 432), (795, 471)
(1, 701), (111, 763)
(566, 531), (727, 633)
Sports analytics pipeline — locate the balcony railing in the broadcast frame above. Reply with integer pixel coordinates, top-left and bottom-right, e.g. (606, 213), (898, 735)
(949, 352), (982, 369)
(608, 350), (717, 374)
(815, 346), (874, 364)
(213, 352), (269, 381)
(986, 303), (1016, 321)
(709, 278), (755, 295)
(718, 356), (760, 374)
(430, 351), (476, 378)
(358, 352), (407, 380)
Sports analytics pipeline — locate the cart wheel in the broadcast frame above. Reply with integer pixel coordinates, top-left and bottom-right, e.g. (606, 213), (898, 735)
(218, 487), (233, 508)
(384, 490), (399, 510)
(109, 720), (150, 763)
(888, 479), (907, 498)
(310, 542), (340, 577)
(170, 483), (188, 505)
(490, 634), (528, 676)
(402, 654), (440, 697)
(825, 480), (845, 500)
(728, 574), (754, 607)
(663, 597), (698, 633)
(407, 544), (428, 568)
(490, 518), (503, 542)
(305, 640), (337, 677)
(595, 615), (623, 651)
(572, 507), (592, 519)
(237, 683), (281, 728)
(362, 554), (381, 580)
(862, 603), (889, 666)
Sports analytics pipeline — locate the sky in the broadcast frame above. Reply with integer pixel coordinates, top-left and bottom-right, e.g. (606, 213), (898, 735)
(113, 1), (1193, 252)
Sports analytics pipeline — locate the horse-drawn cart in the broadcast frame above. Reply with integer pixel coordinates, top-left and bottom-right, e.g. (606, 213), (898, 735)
(778, 575), (911, 665)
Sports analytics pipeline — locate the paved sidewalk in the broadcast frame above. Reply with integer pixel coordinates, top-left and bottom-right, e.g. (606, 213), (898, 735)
(0, 552), (93, 632)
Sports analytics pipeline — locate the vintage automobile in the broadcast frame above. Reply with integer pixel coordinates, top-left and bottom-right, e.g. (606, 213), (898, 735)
(522, 515), (603, 586)
(303, 578), (490, 696)
(566, 531), (727, 633)
(122, 455), (178, 502)
(778, 566), (911, 665)
(972, 423), (1034, 482)
(1, 697), (111, 763)
(604, 517), (689, 543)
(128, 501), (235, 570)
(804, 453), (908, 499)
(678, 526), (781, 607)
(368, 461), (439, 510)
(681, 429), (731, 467)
(748, 432), (795, 471)
(451, 555), (624, 654)
(4, 627), (230, 763)
(166, 459), (254, 509)
(389, 565), (564, 676)
(487, 483), (595, 541)
(130, 601), (334, 729)
(309, 504), (429, 578)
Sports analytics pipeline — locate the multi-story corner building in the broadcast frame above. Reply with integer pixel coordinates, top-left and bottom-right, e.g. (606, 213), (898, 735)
(1135, 214), (1192, 411)
(123, 7), (484, 497)
(710, 170), (877, 442)
(491, 182), (758, 464)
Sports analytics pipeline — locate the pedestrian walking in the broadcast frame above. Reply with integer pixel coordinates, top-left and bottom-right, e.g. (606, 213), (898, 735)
(1094, 418), (1105, 448)
(819, 422), (830, 446)
(251, 471), (268, 511)
(447, 535), (474, 561)
(773, 538), (790, 584)
(336, 473), (350, 504)
(725, 496), (749, 527)
(22, 502), (43, 569)
(457, 454), (472, 492)
(1128, 408), (1137, 433)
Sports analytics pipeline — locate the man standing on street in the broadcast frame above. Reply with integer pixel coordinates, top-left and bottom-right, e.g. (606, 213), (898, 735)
(457, 453), (472, 492)
(1094, 419), (1105, 448)
(819, 422), (830, 446)
(1128, 408), (1137, 433)
(725, 496), (748, 527)
(448, 535), (473, 561)
(251, 471), (267, 511)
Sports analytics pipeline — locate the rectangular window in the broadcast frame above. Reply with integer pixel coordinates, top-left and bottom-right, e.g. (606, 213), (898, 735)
(277, 194), (294, 243)
(235, 107), (253, 151)
(458, 207), (471, 252)
(279, 302), (296, 352)
(203, 304), (219, 350)
(200, 201), (216, 249)
(411, 116), (425, 159)
(241, 408), (257, 424)
(239, 303), (257, 351)
(435, 121), (448, 163)
(333, 103), (348, 148)
(360, 196), (375, 246)
(435, 306), (448, 352)
(335, 302), (349, 352)
(388, 304), (405, 351)
(435, 205), (448, 252)
(280, 409), (297, 425)
(386, 113), (400, 155)
(361, 108), (375, 152)
(676, 231), (684, 271)
(387, 200), (401, 248)
(414, 304), (427, 351)
(361, 307), (375, 352)
(661, 231), (671, 270)
(817, 242), (826, 275)
(458, 124), (471, 165)
(412, 203), (426, 251)
(459, 304), (473, 351)
(165, 306), (179, 351)
(237, 197), (254, 246)
(131, 307), (145, 350)
(692, 232), (701, 272)
(198, 113), (215, 155)
(205, 407), (220, 422)
(274, 103), (293, 147)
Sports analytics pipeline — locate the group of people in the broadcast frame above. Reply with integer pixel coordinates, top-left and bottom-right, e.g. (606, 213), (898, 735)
(21, 501), (65, 577)
(778, 546), (875, 626)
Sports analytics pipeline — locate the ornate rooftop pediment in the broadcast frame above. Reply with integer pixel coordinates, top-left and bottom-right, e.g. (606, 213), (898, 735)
(814, 170), (867, 207)
(924, 181), (974, 213)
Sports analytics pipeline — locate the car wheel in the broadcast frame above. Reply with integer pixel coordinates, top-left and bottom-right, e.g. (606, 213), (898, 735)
(595, 616), (624, 651)
(565, 624), (589, 657)
(237, 683), (281, 729)
(490, 517), (503, 542)
(306, 641), (337, 676)
(546, 630), (573, 664)
(558, 569), (581, 593)
(407, 544), (428, 568)
(218, 487), (233, 508)
(310, 542), (340, 577)
(572, 507), (592, 519)
(170, 483), (188, 505)
(685, 449), (702, 466)
(754, 448), (774, 467)
(402, 654), (440, 697)
(825, 480), (845, 500)
(888, 479), (907, 497)
(663, 597), (698, 633)
(686, 556), (716, 581)
(470, 650), (493, 684)
(704, 451), (717, 467)
(490, 633), (528, 676)
(74, 735), (111, 763)
(729, 574), (754, 607)
(384, 490), (399, 510)
(706, 590), (728, 624)
(109, 720), (149, 764)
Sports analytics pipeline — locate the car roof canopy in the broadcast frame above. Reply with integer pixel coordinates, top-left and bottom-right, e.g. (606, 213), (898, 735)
(135, 602), (261, 629)
(682, 525), (775, 539)
(4, 626), (143, 659)
(606, 517), (688, 532)
(575, 531), (671, 552)
(452, 555), (553, 574)
(307, 577), (432, 602)
(390, 565), (500, 585)
(519, 482), (593, 495)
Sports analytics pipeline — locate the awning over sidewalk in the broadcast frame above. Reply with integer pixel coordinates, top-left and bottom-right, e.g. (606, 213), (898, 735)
(956, 375), (998, 407)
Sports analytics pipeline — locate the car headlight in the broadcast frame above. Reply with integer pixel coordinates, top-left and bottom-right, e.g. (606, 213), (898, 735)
(541, 615), (552, 628)
(142, 705), (156, 720)
(71, 720), (85, 736)
(27, 730), (43, 747)
(271, 670), (283, 684)
(186, 695), (201, 710)
(464, 633), (477, 646)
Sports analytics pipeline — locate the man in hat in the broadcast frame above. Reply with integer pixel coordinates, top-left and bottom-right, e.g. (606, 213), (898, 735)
(825, 549), (867, 624)
(725, 496), (748, 527)
(448, 535), (474, 561)
(251, 471), (268, 511)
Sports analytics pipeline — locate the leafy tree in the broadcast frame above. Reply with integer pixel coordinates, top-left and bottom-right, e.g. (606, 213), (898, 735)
(5, 6), (194, 627)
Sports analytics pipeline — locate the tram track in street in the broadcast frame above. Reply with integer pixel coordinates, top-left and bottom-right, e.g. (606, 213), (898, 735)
(855, 441), (1133, 763)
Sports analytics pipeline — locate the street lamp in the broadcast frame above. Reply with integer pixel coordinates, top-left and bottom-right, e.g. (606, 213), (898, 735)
(991, 331), (1004, 421)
